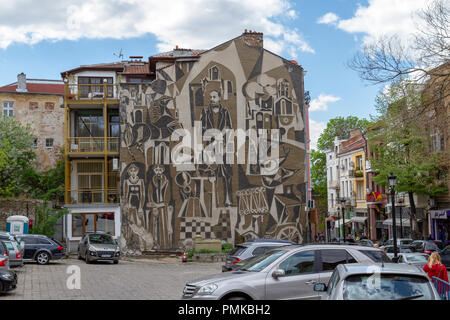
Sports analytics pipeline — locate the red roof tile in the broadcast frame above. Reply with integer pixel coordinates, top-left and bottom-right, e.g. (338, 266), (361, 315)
(123, 64), (150, 75)
(0, 83), (64, 95)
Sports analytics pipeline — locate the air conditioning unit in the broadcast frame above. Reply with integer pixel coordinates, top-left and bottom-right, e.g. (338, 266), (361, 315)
(112, 158), (119, 171)
(71, 144), (78, 151)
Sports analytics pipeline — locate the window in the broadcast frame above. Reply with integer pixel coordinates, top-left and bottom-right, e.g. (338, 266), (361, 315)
(252, 246), (274, 256)
(22, 237), (39, 245)
(75, 111), (104, 137)
(77, 162), (103, 203)
(359, 250), (391, 263)
(327, 269), (341, 295)
(72, 212), (115, 237)
(278, 250), (316, 275)
(45, 138), (54, 148)
(2, 101), (14, 117)
(320, 249), (356, 272)
(78, 77), (113, 98)
(37, 238), (51, 245)
(31, 139), (38, 148)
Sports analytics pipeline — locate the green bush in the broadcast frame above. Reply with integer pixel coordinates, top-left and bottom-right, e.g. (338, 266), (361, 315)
(222, 243), (233, 253)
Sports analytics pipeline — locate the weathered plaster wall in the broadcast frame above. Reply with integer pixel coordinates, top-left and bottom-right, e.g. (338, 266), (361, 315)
(119, 34), (307, 253)
(0, 93), (64, 171)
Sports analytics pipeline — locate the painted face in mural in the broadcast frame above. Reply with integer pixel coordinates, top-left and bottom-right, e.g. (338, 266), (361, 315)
(209, 90), (220, 111)
(127, 164), (140, 183)
(153, 165), (164, 176)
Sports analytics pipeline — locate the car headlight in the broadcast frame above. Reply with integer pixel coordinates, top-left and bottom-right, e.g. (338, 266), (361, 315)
(88, 246), (96, 251)
(1, 273), (13, 280)
(197, 283), (218, 295)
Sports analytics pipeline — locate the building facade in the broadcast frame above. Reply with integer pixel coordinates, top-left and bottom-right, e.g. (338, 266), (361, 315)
(119, 32), (309, 253)
(0, 73), (65, 171)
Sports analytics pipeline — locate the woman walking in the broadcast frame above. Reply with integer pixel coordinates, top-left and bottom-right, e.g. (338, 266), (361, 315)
(423, 252), (448, 282)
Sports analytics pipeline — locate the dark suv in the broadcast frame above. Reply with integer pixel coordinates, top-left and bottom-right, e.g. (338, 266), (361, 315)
(223, 239), (296, 272)
(17, 235), (65, 265)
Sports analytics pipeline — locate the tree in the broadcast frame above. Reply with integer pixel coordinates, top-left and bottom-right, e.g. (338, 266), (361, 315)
(311, 149), (328, 234)
(0, 116), (36, 197)
(317, 116), (370, 151)
(31, 188), (68, 237)
(348, 0), (449, 106)
(367, 79), (448, 239)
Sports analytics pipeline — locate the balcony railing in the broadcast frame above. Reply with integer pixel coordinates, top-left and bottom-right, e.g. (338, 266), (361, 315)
(68, 137), (119, 153)
(67, 189), (119, 204)
(64, 83), (119, 101)
(349, 170), (364, 179)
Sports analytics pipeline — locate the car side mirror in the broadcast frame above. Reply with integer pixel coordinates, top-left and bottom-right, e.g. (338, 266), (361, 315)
(314, 283), (327, 292)
(272, 269), (285, 279)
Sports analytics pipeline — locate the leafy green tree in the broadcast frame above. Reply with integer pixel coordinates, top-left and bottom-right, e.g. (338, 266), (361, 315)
(31, 188), (68, 237)
(0, 117), (36, 197)
(317, 116), (371, 151)
(367, 79), (448, 239)
(311, 149), (327, 204)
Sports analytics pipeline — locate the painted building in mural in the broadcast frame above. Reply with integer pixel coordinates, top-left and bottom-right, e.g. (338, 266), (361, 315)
(119, 32), (309, 253)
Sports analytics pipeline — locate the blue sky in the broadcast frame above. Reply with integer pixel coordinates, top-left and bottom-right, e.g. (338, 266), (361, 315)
(0, 0), (427, 149)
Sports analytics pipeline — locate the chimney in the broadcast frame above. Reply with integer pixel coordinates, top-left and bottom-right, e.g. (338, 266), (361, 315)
(16, 73), (27, 92)
(242, 29), (263, 48)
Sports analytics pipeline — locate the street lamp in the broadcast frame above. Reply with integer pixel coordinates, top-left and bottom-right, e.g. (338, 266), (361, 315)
(388, 172), (398, 259)
(340, 198), (346, 242)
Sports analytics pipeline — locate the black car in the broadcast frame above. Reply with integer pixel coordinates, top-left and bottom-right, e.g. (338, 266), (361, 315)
(0, 269), (17, 293)
(17, 235), (65, 265)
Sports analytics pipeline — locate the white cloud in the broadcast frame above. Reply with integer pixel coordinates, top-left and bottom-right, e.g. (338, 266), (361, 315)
(334, 0), (429, 46)
(309, 119), (326, 151)
(310, 94), (341, 112)
(0, 0), (314, 58)
(317, 12), (339, 25)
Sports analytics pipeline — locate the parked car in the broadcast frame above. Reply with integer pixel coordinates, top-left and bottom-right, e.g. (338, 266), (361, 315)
(77, 232), (120, 264)
(0, 269), (17, 294)
(2, 241), (23, 268)
(182, 244), (391, 300)
(397, 253), (429, 269)
(16, 234), (65, 265)
(0, 232), (24, 251)
(313, 263), (440, 300)
(0, 241), (12, 270)
(440, 245), (450, 269)
(222, 239), (295, 272)
(357, 239), (374, 247)
(381, 245), (414, 259)
(384, 238), (414, 247)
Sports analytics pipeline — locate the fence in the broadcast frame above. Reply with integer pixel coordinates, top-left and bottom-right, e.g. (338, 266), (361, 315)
(432, 276), (450, 300)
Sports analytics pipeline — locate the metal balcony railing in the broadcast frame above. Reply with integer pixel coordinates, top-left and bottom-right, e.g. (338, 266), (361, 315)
(64, 83), (119, 100)
(67, 189), (119, 204)
(68, 137), (119, 153)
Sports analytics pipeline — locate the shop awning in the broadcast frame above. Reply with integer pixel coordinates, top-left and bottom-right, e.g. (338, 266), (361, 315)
(334, 218), (353, 228)
(350, 216), (368, 223)
(382, 218), (411, 227)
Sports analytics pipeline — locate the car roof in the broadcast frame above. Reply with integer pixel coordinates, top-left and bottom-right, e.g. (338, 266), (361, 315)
(246, 238), (296, 244)
(20, 234), (48, 238)
(338, 263), (426, 276)
(268, 243), (382, 251)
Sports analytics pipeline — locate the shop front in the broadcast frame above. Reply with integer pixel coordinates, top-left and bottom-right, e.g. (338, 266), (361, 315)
(430, 209), (450, 244)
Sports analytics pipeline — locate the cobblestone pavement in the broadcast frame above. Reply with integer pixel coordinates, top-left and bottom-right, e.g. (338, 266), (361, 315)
(0, 257), (223, 300)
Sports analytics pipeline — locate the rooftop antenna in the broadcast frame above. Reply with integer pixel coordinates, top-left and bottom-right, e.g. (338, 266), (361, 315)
(113, 48), (124, 61)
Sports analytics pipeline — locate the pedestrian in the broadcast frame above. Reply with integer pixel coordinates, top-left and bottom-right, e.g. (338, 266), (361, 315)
(373, 243), (379, 249)
(423, 252), (448, 282)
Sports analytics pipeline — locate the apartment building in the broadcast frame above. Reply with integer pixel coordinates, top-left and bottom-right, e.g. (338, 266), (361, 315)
(0, 73), (64, 171)
(60, 58), (153, 250)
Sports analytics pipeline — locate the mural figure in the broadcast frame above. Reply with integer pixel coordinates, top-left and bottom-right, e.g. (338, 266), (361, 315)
(200, 89), (233, 206)
(122, 163), (145, 226)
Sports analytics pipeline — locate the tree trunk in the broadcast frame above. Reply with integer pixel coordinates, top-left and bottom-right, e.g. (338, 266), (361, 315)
(408, 192), (421, 240)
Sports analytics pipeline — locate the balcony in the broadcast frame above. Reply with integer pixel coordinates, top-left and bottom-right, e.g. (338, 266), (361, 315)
(64, 82), (119, 104)
(328, 180), (340, 189)
(68, 137), (119, 154)
(67, 188), (119, 205)
(349, 169), (364, 180)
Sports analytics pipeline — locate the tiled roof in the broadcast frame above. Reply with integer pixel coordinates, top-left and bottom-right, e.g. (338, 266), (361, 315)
(0, 82), (64, 95)
(61, 62), (124, 76)
(151, 49), (205, 58)
(123, 64), (150, 75)
(339, 135), (366, 155)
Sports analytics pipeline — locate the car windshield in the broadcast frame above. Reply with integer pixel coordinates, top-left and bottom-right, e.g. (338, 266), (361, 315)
(4, 242), (14, 250)
(359, 250), (391, 263)
(228, 245), (247, 256)
(405, 255), (428, 263)
(88, 234), (115, 244)
(343, 274), (434, 300)
(237, 249), (288, 272)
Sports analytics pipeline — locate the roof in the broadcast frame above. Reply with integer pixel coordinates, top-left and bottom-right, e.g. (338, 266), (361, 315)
(0, 80), (64, 95)
(340, 263), (426, 276)
(338, 134), (366, 155)
(122, 64), (150, 75)
(150, 49), (206, 59)
(61, 62), (124, 76)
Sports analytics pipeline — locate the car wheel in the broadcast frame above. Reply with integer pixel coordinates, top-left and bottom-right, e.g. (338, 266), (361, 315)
(113, 260), (119, 264)
(36, 252), (50, 265)
(77, 250), (81, 260)
(85, 251), (91, 264)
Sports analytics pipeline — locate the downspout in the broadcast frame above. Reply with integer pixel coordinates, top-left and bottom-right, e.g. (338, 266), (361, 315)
(304, 87), (311, 243)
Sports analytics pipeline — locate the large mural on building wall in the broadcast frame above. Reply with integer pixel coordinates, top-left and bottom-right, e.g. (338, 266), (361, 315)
(119, 34), (307, 253)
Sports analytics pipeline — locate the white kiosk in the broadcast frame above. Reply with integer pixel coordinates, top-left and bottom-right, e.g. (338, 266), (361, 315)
(6, 215), (30, 235)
